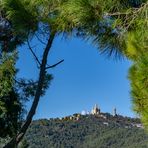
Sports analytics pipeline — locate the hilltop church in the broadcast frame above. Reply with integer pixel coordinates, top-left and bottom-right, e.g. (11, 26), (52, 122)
(91, 104), (117, 116)
(91, 104), (101, 115)
(81, 104), (117, 116)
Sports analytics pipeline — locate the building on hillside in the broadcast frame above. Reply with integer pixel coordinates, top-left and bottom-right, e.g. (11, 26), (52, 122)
(113, 107), (117, 116)
(91, 104), (101, 115)
(81, 110), (87, 115)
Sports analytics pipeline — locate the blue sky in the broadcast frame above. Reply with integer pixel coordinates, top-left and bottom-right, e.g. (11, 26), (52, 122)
(16, 35), (136, 119)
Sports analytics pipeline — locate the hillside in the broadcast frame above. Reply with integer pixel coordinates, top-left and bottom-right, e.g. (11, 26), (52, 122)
(23, 113), (148, 148)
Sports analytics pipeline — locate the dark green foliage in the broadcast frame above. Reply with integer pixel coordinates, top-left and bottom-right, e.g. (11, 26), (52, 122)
(1, 0), (38, 40)
(0, 90), (22, 138)
(16, 73), (53, 99)
(0, 52), (53, 139)
(19, 139), (29, 148)
(23, 115), (148, 148)
(0, 12), (26, 52)
(0, 53), (22, 138)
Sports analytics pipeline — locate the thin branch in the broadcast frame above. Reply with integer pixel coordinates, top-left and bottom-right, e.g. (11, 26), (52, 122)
(105, 12), (129, 16)
(46, 59), (64, 69)
(106, 2), (148, 17)
(14, 78), (37, 86)
(27, 40), (41, 66)
(35, 33), (47, 45)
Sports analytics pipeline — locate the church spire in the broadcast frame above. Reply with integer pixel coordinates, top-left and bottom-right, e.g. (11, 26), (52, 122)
(113, 107), (117, 116)
(91, 104), (101, 115)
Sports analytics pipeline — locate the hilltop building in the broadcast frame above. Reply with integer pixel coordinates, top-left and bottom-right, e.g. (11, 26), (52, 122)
(113, 107), (117, 116)
(60, 104), (120, 122)
(81, 110), (87, 115)
(81, 104), (118, 117)
(91, 104), (101, 115)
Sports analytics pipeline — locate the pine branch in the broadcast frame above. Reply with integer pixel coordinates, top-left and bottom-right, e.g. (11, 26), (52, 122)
(27, 40), (41, 66)
(46, 59), (64, 69)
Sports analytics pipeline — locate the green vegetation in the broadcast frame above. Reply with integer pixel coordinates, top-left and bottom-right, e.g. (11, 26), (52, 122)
(0, 0), (147, 147)
(0, 52), (22, 138)
(23, 115), (148, 148)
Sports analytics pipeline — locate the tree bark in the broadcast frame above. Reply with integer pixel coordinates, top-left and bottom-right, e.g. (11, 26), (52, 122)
(3, 32), (56, 148)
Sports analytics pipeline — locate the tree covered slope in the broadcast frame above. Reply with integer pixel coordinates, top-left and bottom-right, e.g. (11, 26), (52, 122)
(23, 114), (148, 148)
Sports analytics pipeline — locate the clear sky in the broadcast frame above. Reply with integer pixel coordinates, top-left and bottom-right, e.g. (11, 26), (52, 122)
(16, 35), (136, 119)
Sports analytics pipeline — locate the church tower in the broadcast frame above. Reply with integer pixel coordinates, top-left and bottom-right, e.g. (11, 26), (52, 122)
(91, 104), (101, 115)
(113, 107), (117, 116)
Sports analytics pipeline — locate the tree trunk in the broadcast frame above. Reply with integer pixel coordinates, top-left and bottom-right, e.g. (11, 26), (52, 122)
(3, 32), (56, 148)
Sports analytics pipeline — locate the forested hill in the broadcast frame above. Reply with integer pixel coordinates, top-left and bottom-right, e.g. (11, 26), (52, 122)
(24, 113), (148, 148)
